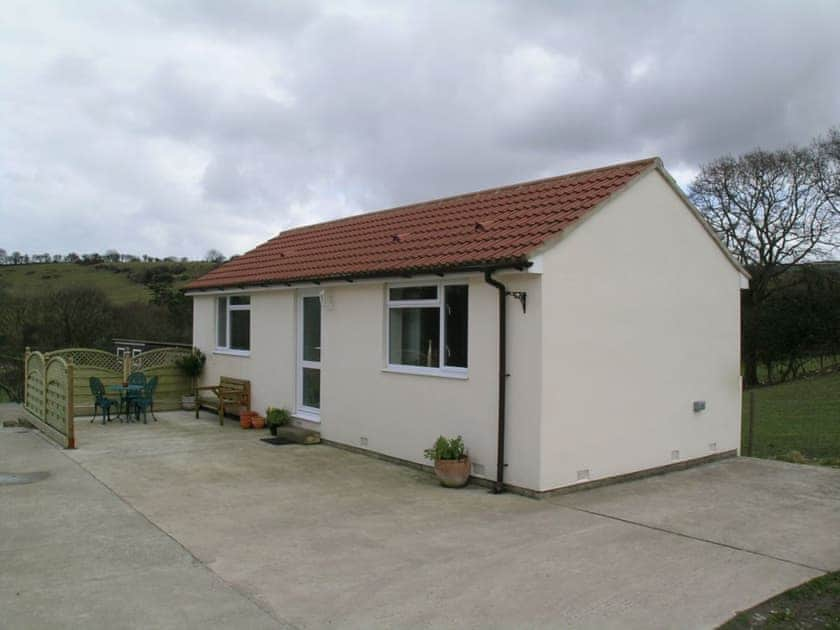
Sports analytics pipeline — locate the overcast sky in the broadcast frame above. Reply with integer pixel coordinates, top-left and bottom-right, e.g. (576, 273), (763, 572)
(1, 1), (838, 260)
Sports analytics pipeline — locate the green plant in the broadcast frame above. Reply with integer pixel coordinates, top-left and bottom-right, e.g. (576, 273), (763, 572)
(266, 406), (291, 427)
(175, 349), (206, 378)
(423, 435), (465, 461)
(175, 349), (206, 394)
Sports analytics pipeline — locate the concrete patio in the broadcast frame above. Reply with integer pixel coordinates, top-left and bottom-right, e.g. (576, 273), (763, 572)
(3, 409), (839, 629)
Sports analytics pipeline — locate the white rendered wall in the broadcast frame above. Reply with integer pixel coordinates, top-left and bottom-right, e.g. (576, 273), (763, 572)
(193, 292), (297, 416)
(192, 273), (543, 490)
(538, 170), (743, 491)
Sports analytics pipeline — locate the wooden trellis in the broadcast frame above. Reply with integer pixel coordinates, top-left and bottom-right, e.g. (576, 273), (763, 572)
(24, 348), (75, 449)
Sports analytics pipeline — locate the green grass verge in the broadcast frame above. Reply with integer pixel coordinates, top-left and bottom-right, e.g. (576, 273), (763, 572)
(718, 571), (840, 629)
(0, 262), (214, 305)
(742, 372), (840, 465)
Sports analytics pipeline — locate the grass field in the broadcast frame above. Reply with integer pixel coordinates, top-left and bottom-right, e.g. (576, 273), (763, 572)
(0, 262), (214, 305)
(718, 571), (840, 629)
(742, 372), (840, 465)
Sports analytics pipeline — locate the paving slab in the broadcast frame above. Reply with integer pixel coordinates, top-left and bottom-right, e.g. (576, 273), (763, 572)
(546, 457), (840, 572)
(0, 427), (287, 630)
(52, 411), (840, 628)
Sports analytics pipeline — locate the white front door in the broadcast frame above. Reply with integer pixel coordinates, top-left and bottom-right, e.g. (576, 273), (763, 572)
(297, 292), (321, 420)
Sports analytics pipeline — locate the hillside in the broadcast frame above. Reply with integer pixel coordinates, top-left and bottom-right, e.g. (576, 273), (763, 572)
(0, 261), (215, 305)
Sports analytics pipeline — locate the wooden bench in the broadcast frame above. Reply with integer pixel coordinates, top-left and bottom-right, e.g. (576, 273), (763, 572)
(195, 377), (251, 426)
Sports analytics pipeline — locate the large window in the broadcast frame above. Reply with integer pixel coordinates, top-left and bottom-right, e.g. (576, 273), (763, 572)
(387, 283), (468, 373)
(216, 295), (251, 352)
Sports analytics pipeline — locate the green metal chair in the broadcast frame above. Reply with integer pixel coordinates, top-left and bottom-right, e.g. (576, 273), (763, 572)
(127, 372), (146, 387)
(88, 377), (117, 424)
(132, 375), (158, 424)
(125, 372), (146, 416)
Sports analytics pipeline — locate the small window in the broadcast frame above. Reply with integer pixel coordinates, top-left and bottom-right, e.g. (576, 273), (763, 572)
(444, 285), (468, 368)
(216, 295), (251, 352)
(387, 283), (468, 373)
(389, 286), (437, 301)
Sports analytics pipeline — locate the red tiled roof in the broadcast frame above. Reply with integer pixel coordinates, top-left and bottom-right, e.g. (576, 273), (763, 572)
(187, 157), (659, 290)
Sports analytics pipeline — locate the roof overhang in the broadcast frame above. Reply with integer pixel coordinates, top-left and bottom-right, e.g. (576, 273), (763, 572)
(184, 260), (535, 296)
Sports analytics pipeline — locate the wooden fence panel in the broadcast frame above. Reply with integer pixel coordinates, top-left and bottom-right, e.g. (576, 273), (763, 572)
(131, 347), (191, 412)
(25, 350), (45, 420)
(23, 349), (74, 448)
(44, 346), (192, 416)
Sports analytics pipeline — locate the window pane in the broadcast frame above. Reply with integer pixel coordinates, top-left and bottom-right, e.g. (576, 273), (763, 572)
(216, 297), (227, 347)
(389, 307), (440, 367)
(302, 296), (321, 362)
(230, 295), (250, 306)
(444, 285), (468, 367)
(230, 309), (250, 350)
(389, 285), (437, 301)
(302, 367), (320, 408)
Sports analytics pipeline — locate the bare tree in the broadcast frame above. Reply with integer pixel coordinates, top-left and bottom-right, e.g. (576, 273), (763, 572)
(690, 135), (840, 385)
(205, 249), (225, 264)
(815, 128), (840, 211)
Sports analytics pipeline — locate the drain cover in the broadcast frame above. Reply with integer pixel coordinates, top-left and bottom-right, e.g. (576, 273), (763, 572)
(0, 471), (50, 485)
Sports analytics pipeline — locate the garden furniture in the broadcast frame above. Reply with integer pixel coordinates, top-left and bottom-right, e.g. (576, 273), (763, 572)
(88, 377), (118, 424)
(132, 375), (159, 423)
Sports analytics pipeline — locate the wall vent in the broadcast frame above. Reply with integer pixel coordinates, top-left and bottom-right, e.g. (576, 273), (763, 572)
(709, 442), (717, 451)
(576, 469), (590, 481)
(359, 436), (368, 446)
(671, 450), (680, 461)
(472, 462), (485, 475)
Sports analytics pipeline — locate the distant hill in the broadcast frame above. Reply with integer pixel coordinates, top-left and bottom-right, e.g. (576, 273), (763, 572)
(0, 261), (215, 305)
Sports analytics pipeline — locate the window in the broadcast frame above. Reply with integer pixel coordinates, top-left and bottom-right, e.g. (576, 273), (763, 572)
(387, 283), (468, 373)
(216, 295), (251, 352)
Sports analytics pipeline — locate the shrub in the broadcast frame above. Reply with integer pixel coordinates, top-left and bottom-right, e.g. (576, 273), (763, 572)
(266, 407), (291, 427)
(424, 435), (465, 461)
(175, 349), (206, 379)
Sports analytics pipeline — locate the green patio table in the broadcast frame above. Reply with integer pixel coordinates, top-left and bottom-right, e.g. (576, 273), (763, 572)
(106, 384), (144, 422)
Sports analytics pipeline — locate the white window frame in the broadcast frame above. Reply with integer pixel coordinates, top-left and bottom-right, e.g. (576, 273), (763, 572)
(385, 281), (468, 378)
(215, 295), (251, 356)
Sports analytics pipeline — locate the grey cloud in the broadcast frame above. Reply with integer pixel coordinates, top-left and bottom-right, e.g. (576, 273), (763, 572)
(1, 0), (838, 259)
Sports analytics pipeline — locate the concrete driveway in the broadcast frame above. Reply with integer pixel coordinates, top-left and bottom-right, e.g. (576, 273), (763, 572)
(4, 410), (839, 629)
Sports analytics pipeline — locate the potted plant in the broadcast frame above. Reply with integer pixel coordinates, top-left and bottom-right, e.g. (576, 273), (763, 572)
(251, 413), (266, 429)
(424, 435), (470, 488)
(266, 407), (291, 436)
(175, 349), (206, 411)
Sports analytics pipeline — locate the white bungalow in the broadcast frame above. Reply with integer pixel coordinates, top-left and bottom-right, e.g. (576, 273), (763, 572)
(186, 158), (749, 495)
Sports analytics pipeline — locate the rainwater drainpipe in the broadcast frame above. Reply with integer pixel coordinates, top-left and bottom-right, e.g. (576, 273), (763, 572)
(484, 269), (507, 494)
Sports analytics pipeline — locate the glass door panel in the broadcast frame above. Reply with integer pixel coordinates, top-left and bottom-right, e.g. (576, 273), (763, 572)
(298, 294), (322, 416)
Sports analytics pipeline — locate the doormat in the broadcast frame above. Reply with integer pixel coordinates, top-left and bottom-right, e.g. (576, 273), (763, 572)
(260, 437), (295, 446)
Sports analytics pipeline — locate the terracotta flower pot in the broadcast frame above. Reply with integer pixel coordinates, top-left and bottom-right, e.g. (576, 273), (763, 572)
(251, 414), (265, 429)
(240, 413), (253, 429)
(433, 456), (471, 488)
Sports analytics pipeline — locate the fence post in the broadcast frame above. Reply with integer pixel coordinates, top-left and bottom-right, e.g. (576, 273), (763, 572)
(66, 358), (75, 449)
(123, 354), (130, 384)
(746, 389), (755, 457)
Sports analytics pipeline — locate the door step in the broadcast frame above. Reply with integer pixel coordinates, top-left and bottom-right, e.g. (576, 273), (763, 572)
(272, 426), (321, 445)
